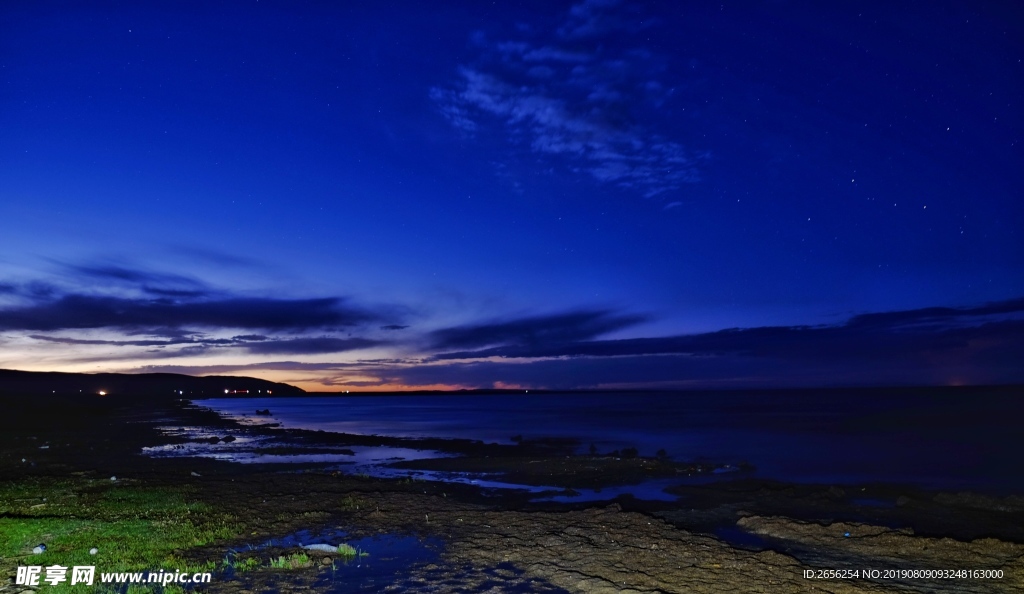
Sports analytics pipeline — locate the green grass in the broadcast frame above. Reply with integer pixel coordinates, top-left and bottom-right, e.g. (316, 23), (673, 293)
(219, 554), (261, 572)
(226, 556), (261, 572)
(337, 543), (369, 558)
(268, 552), (310, 569)
(0, 477), (239, 593)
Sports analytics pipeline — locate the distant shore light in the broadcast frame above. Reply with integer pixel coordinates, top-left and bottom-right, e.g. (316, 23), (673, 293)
(98, 391), (107, 396)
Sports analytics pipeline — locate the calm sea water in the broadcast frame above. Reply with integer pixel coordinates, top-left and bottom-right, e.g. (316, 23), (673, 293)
(197, 388), (1023, 493)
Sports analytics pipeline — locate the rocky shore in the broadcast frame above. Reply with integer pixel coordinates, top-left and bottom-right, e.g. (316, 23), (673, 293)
(2, 395), (1022, 593)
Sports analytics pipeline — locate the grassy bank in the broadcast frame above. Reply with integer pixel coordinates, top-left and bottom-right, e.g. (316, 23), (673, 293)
(0, 476), (237, 592)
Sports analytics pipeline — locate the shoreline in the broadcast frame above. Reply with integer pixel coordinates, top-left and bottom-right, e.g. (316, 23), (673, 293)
(189, 391), (1024, 497)
(178, 399), (1024, 544)
(2, 395), (1023, 592)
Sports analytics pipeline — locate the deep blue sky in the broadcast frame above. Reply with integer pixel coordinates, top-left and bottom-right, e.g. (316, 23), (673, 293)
(1, 0), (1022, 390)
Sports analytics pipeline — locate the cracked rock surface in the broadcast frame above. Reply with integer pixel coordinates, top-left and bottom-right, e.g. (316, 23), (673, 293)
(349, 494), (1023, 593)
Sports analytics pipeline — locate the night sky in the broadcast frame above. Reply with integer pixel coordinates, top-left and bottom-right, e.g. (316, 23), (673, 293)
(2, 1), (1022, 391)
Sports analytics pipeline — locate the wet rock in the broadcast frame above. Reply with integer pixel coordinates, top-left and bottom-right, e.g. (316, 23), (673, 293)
(363, 496), (857, 593)
(737, 515), (1024, 593)
(439, 504), (815, 593)
(349, 491), (1024, 594)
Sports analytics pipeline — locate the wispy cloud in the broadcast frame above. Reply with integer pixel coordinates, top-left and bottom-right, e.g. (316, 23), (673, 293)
(429, 309), (647, 351)
(432, 0), (706, 200)
(133, 360), (396, 375)
(58, 263), (211, 298)
(28, 333), (382, 356)
(559, 0), (638, 40)
(66, 264), (203, 287)
(29, 335), (201, 347)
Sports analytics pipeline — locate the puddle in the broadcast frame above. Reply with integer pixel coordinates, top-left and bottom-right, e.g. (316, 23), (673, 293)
(713, 526), (771, 551)
(344, 446), (458, 466)
(223, 529), (442, 593)
(308, 534), (441, 592)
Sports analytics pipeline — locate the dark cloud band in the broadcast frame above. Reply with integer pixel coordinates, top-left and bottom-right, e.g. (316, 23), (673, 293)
(0, 294), (378, 331)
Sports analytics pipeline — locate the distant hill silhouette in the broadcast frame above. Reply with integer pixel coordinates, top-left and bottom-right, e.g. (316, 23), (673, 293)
(0, 368), (303, 400)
